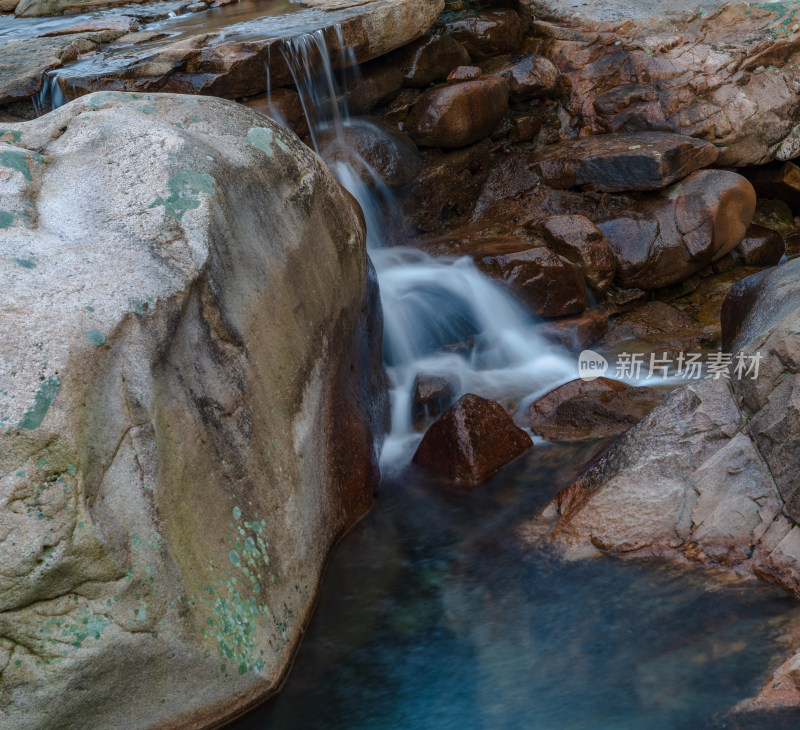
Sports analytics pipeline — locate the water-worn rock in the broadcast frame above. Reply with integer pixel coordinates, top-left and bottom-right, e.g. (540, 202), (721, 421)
(530, 214), (615, 292)
(447, 65), (482, 82)
(444, 9), (524, 60)
(522, 1), (800, 166)
(243, 88), (309, 137)
(411, 373), (459, 426)
(597, 170), (756, 289)
(343, 61), (403, 114)
(604, 300), (704, 355)
(534, 310), (608, 352)
(529, 132), (718, 193)
(0, 92), (387, 729)
(733, 224), (785, 267)
(316, 117), (422, 188)
(413, 394), (532, 486)
(390, 32), (470, 87)
(406, 75), (509, 148)
(515, 377), (665, 442)
(746, 161), (800, 215)
(463, 236), (586, 317)
(493, 53), (559, 101)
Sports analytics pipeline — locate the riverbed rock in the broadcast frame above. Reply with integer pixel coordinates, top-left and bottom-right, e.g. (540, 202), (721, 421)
(243, 88), (309, 137)
(522, 1), (800, 167)
(529, 132), (718, 193)
(390, 32), (470, 87)
(746, 162), (800, 215)
(530, 214), (615, 292)
(534, 309), (608, 352)
(406, 75), (509, 148)
(597, 170), (756, 290)
(444, 9), (524, 60)
(0, 91), (387, 729)
(492, 53), (559, 101)
(411, 373), (459, 427)
(515, 377), (665, 442)
(413, 394), (532, 486)
(733, 224), (785, 267)
(316, 117), (423, 188)
(344, 61), (403, 114)
(463, 236), (586, 317)
(447, 65), (482, 82)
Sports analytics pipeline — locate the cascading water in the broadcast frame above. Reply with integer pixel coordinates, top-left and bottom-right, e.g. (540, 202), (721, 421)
(274, 29), (576, 463)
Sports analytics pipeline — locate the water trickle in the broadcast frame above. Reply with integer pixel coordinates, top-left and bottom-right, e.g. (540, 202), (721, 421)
(273, 27), (575, 462)
(32, 71), (66, 117)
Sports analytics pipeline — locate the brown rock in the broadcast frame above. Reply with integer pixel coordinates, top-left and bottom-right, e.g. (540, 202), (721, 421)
(531, 214), (616, 292)
(37, 16), (138, 36)
(316, 118), (422, 189)
(746, 161), (800, 214)
(411, 373), (459, 426)
(494, 53), (559, 101)
(444, 9), (524, 60)
(243, 88), (309, 137)
(465, 236), (586, 317)
(597, 170), (756, 289)
(534, 310), (608, 351)
(413, 393), (533, 485)
(530, 131), (719, 193)
(391, 33), (470, 88)
(344, 61), (403, 114)
(733, 224), (785, 267)
(406, 76), (509, 148)
(515, 377), (665, 441)
(447, 65), (482, 82)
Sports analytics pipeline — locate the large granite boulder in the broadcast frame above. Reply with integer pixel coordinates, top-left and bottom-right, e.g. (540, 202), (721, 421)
(0, 92), (386, 729)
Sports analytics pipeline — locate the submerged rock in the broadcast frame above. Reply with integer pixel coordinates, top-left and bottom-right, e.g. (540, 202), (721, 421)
(413, 394), (532, 486)
(0, 92), (387, 729)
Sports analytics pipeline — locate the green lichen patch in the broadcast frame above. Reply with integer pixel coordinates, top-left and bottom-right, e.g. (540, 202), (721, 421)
(18, 376), (61, 430)
(0, 130), (21, 145)
(0, 212), (15, 229)
(0, 147), (32, 181)
(149, 169), (216, 221)
(247, 127), (289, 158)
(86, 329), (107, 347)
(10, 257), (35, 269)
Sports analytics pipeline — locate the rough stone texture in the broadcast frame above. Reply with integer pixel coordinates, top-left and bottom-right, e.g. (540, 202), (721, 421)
(746, 161), (800, 216)
(515, 377), (665, 442)
(534, 309), (608, 352)
(597, 170), (756, 290)
(413, 394), (532, 486)
(492, 53), (559, 101)
(343, 60), (403, 114)
(389, 32), (470, 88)
(243, 89), (309, 138)
(522, 1), (800, 167)
(733, 224), (785, 268)
(529, 132), (718, 193)
(0, 92), (386, 729)
(411, 373), (459, 427)
(447, 65), (482, 82)
(444, 9), (524, 60)
(406, 75), (509, 148)
(316, 117), (422, 189)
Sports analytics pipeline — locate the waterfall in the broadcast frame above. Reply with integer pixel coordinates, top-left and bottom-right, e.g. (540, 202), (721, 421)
(32, 71), (66, 117)
(274, 29), (576, 463)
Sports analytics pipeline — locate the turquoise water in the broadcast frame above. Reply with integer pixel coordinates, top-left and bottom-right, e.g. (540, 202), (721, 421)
(228, 442), (800, 730)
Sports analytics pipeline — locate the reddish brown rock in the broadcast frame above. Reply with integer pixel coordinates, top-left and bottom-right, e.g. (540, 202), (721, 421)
(746, 161), (800, 214)
(406, 76), (509, 148)
(534, 310), (608, 351)
(515, 377), (665, 441)
(597, 170), (756, 289)
(447, 65), (482, 82)
(411, 373), (459, 426)
(464, 236), (587, 317)
(530, 132), (719, 193)
(733, 224), (786, 267)
(391, 33), (470, 88)
(344, 61), (403, 114)
(243, 88), (308, 137)
(413, 394), (533, 485)
(531, 214), (616, 292)
(494, 53), (559, 101)
(444, 9), (524, 60)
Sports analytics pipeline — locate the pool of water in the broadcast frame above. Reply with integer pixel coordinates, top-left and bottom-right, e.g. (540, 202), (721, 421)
(227, 441), (800, 730)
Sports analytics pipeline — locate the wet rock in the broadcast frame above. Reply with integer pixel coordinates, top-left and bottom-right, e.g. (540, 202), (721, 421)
(524, 2), (800, 166)
(447, 65), (482, 82)
(732, 224), (785, 267)
(316, 118), (423, 189)
(531, 214), (616, 293)
(746, 161), (800, 214)
(464, 236), (586, 317)
(530, 132), (718, 193)
(413, 394), (533, 486)
(534, 310), (608, 352)
(243, 88), (309, 137)
(406, 76), (509, 148)
(411, 373), (459, 426)
(597, 170), (756, 290)
(494, 53), (559, 101)
(515, 377), (665, 441)
(391, 33), (470, 87)
(37, 16), (139, 36)
(604, 300), (705, 355)
(444, 9), (524, 60)
(752, 198), (795, 236)
(0, 92), (386, 729)
(344, 61), (403, 114)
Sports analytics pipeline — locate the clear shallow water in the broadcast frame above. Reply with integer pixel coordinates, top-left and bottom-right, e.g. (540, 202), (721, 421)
(228, 443), (800, 730)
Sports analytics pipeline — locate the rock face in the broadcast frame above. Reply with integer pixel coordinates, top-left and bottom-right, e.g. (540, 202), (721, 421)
(413, 394), (532, 486)
(406, 76), (509, 148)
(515, 378), (665, 442)
(444, 9), (524, 60)
(529, 132), (718, 193)
(523, 1), (800, 166)
(390, 32), (470, 87)
(597, 170), (756, 289)
(0, 92), (387, 729)
(493, 53), (559, 101)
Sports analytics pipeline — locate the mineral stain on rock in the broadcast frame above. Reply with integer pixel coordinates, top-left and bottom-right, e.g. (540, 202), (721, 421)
(18, 376), (61, 430)
(149, 169), (216, 221)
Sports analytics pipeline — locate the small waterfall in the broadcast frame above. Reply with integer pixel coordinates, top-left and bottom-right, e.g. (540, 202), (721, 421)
(32, 71), (66, 117)
(274, 29), (576, 462)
